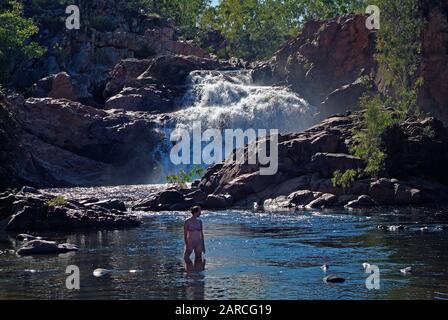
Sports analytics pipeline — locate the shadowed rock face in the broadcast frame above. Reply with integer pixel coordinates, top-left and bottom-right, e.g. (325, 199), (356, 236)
(252, 9), (448, 126)
(0, 93), (24, 189)
(103, 55), (237, 113)
(418, 7), (448, 125)
(131, 112), (448, 211)
(10, 2), (207, 105)
(195, 112), (448, 209)
(0, 93), (163, 188)
(0, 53), (245, 189)
(252, 14), (376, 116)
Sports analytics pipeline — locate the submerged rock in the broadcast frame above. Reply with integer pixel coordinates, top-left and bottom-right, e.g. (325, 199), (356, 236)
(93, 268), (112, 277)
(17, 240), (78, 255)
(323, 275), (346, 283)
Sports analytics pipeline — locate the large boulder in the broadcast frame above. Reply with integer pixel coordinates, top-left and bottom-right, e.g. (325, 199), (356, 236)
(263, 196), (292, 211)
(345, 195), (378, 209)
(383, 117), (448, 185)
(104, 55), (233, 112)
(394, 184), (421, 204)
(310, 153), (364, 177)
(103, 59), (152, 99)
(305, 193), (337, 209)
(159, 190), (185, 205)
(0, 94), (162, 187)
(205, 194), (233, 209)
(31, 72), (79, 102)
(288, 190), (321, 207)
(368, 178), (395, 204)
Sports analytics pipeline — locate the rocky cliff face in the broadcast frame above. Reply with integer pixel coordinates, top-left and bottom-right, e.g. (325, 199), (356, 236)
(9, 1), (206, 107)
(0, 92), (163, 188)
(0, 93), (24, 189)
(252, 14), (376, 120)
(0, 53), (240, 189)
(418, 5), (448, 125)
(1, 5), (448, 193)
(253, 9), (448, 126)
(133, 112), (448, 211)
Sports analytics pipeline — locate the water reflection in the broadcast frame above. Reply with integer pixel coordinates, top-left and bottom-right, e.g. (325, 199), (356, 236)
(184, 257), (206, 300)
(1, 205), (448, 299)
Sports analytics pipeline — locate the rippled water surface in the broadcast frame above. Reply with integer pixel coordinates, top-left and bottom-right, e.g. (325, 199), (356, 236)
(1, 185), (448, 300)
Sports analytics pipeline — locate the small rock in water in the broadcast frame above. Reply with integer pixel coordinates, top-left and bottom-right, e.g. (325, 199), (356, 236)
(362, 262), (371, 270)
(25, 269), (37, 273)
(388, 225), (407, 231)
(323, 275), (345, 283)
(93, 268), (111, 277)
(377, 224), (408, 231)
(436, 225), (448, 231)
(420, 226), (429, 232)
(129, 269), (142, 273)
(400, 267), (413, 274)
(321, 264), (329, 272)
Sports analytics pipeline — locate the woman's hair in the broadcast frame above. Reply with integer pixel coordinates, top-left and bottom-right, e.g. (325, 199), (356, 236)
(190, 206), (201, 215)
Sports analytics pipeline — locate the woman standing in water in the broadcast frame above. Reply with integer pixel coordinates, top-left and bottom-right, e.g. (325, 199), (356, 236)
(184, 206), (205, 261)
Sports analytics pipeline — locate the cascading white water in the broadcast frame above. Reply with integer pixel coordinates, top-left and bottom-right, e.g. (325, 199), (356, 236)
(151, 69), (316, 181)
(174, 70), (315, 133)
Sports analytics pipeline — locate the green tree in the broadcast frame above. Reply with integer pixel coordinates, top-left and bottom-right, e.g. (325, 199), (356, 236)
(166, 165), (205, 187)
(199, 0), (365, 60)
(0, 1), (44, 84)
(345, 0), (424, 178)
(153, 0), (210, 39)
(372, 0), (424, 116)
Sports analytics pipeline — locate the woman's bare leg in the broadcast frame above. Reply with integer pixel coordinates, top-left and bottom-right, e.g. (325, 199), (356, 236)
(194, 244), (203, 261)
(184, 245), (193, 260)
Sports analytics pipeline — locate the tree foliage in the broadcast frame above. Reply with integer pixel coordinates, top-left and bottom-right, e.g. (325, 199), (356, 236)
(351, 95), (397, 177)
(332, 169), (359, 190)
(199, 0), (365, 60)
(46, 196), (68, 207)
(372, 0), (424, 115)
(166, 165), (205, 187)
(0, 0), (44, 84)
(348, 0), (424, 178)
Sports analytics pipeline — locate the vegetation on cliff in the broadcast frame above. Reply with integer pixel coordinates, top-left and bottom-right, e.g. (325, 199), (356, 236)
(199, 0), (366, 60)
(334, 0), (426, 184)
(0, 1), (44, 84)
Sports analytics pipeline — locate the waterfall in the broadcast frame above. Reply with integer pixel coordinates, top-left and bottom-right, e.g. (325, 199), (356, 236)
(151, 69), (316, 182)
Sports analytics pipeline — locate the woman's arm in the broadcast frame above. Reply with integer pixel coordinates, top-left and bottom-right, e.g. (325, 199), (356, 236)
(200, 220), (205, 253)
